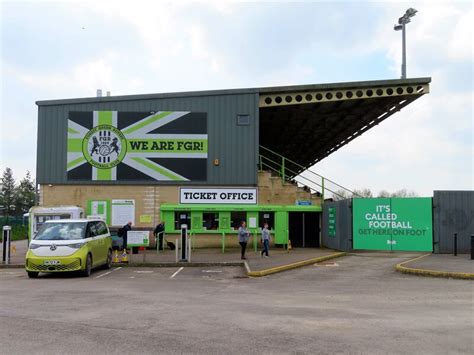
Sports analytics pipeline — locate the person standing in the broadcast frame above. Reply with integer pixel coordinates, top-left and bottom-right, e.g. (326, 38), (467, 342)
(154, 221), (165, 251)
(238, 221), (250, 260)
(261, 223), (271, 257)
(119, 221), (132, 250)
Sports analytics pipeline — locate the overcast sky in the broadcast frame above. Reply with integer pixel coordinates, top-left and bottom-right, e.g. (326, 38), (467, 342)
(0, 0), (472, 196)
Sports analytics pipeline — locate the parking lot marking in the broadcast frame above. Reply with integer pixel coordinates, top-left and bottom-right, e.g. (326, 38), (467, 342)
(202, 270), (223, 273)
(170, 267), (184, 279)
(94, 266), (122, 279)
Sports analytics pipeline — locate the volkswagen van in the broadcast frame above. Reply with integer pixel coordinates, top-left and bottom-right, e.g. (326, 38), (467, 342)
(25, 219), (113, 278)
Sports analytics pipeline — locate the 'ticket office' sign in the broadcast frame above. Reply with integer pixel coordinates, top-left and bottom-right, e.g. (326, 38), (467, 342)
(180, 188), (257, 204)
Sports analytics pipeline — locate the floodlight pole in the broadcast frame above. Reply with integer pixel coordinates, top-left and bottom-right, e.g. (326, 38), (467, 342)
(394, 8), (417, 79)
(401, 23), (406, 79)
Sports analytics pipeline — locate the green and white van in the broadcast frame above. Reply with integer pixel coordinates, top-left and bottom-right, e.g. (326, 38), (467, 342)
(25, 219), (113, 278)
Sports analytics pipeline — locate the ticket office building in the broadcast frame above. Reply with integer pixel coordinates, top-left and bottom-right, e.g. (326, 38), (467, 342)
(161, 204), (322, 248)
(35, 78), (430, 249)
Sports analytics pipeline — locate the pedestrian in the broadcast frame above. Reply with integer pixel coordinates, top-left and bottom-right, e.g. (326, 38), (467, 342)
(238, 221), (250, 260)
(261, 223), (271, 257)
(154, 221), (165, 250)
(118, 221), (132, 251)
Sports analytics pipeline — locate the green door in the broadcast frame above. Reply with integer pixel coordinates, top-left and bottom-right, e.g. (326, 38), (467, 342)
(274, 211), (288, 246)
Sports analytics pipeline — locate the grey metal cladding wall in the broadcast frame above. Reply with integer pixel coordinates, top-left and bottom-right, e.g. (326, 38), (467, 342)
(322, 199), (352, 252)
(36, 92), (259, 185)
(433, 190), (474, 254)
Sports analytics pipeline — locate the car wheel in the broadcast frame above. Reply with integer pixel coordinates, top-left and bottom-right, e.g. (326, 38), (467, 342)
(27, 271), (39, 278)
(104, 249), (112, 269)
(82, 254), (92, 277)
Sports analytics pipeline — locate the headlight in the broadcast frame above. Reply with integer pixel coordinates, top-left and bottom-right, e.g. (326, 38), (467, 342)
(67, 243), (85, 249)
(29, 243), (41, 249)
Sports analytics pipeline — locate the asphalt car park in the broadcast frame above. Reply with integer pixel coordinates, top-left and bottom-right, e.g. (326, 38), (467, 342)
(0, 256), (472, 354)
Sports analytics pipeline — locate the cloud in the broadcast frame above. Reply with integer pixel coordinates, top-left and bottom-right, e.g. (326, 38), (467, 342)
(0, 0), (472, 195)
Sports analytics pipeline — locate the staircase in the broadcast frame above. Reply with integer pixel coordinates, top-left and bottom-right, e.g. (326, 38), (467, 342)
(258, 145), (357, 202)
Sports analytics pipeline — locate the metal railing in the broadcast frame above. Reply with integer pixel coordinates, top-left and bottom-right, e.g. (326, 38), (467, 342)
(259, 145), (358, 200)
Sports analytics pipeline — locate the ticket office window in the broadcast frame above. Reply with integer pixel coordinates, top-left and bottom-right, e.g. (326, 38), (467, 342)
(259, 211), (275, 230)
(202, 213), (219, 230)
(175, 212), (191, 230)
(231, 211), (247, 230)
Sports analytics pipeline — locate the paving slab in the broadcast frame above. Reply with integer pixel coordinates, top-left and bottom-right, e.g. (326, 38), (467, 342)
(127, 247), (339, 272)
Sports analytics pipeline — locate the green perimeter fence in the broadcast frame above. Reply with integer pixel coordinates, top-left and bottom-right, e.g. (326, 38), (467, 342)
(0, 216), (29, 241)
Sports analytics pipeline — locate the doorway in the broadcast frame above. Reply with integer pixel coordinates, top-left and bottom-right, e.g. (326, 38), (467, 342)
(288, 212), (320, 248)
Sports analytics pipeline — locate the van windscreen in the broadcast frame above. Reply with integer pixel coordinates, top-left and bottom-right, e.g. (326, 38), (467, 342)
(34, 222), (86, 241)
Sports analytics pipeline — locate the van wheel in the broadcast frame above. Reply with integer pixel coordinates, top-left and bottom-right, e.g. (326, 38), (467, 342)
(104, 250), (112, 269)
(82, 254), (92, 277)
(27, 271), (39, 278)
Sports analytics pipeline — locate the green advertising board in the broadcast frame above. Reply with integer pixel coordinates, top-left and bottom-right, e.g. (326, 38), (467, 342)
(328, 207), (336, 237)
(353, 198), (433, 252)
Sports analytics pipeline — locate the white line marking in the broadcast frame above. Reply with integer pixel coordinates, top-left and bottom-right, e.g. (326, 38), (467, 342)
(202, 270), (223, 273)
(134, 270), (154, 273)
(95, 266), (122, 279)
(170, 267), (184, 279)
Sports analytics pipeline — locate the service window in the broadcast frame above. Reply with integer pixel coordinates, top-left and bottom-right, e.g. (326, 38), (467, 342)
(231, 211), (247, 230)
(259, 212), (275, 230)
(175, 212), (191, 230)
(202, 213), (219, 230)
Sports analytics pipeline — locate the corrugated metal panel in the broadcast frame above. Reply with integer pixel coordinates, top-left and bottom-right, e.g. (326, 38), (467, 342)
(36, 92), (259, 186)
(322, 199), (352, 252)
(433, 191), (474, 254)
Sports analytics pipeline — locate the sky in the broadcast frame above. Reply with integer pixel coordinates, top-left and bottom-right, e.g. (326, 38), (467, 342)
(0, 0), (472, 196)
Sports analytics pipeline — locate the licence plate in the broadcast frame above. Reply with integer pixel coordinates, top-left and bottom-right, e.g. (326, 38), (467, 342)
(44, 260), (60, 265)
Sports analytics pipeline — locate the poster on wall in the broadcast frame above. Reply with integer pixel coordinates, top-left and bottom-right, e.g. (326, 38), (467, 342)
(67, 111), (207, 182)
(328, 207), (336, 237)
(111, 199), (135, 226)
(352, 198), (432, 252)
(87, 200), (110, 224)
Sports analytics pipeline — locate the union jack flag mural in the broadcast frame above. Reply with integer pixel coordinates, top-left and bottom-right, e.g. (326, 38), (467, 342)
(67, 111), (207, 181)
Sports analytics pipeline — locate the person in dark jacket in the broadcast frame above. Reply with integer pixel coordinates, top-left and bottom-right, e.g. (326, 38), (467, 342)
(238, 221), (250, 260)
(119, 221), (132, 250)
(154, 222), (165, 250)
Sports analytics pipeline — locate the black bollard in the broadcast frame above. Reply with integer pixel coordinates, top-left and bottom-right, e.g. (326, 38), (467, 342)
(454, 233), (457, 256)
(471, 235), (474, 260)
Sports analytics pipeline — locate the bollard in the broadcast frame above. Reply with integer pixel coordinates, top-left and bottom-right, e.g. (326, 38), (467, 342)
(180, 224), (188, 262)
(471, 235), (474, 260)
(454, 233), (457, 256)
(3, 226), (12, 265)
(175, 238), (179, 263)
(221, 233), (225, 254)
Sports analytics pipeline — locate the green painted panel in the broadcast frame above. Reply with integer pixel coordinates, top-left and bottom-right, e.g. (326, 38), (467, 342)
(328, 207), (336, 237)
(220, 211), (231, 231)
(274, 211), (288, 245)
(390, 198), (432, 252)
(191, 212), (203, 232)
(353, 198), (433, 252)
(353, 198), (391, 250)
(162, 211), (175, 233)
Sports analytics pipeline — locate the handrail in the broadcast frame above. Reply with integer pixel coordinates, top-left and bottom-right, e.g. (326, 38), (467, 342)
(259, 159), (346, 199)
(259, 145), (357, 194)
